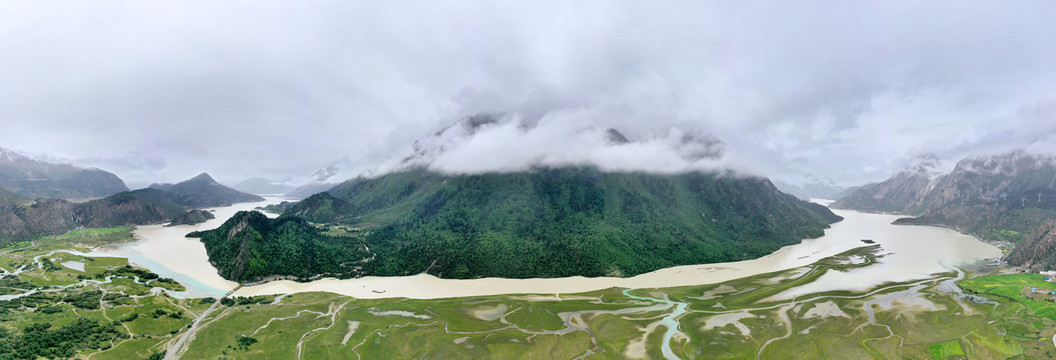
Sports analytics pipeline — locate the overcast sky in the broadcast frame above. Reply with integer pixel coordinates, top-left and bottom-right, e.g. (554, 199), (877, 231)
(1, 1), (1054, 187)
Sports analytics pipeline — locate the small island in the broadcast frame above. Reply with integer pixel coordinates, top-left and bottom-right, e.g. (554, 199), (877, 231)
(166, 210), (216, 226)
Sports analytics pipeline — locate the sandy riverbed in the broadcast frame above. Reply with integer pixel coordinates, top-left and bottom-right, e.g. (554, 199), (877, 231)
(89, 197), (287, 297)
(232, 209), (1000, 299)
(84, 196), (1002, 299)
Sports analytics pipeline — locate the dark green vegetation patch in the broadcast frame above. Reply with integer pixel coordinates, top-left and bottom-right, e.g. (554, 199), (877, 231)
(189, 211), (371, 282)
(198, 167), (842, 281)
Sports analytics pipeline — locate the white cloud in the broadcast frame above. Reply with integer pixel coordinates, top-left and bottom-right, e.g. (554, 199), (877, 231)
(0, 1), (1052, 186)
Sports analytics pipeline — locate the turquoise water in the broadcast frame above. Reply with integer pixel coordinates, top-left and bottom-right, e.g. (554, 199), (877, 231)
(622, 288), (688, 360)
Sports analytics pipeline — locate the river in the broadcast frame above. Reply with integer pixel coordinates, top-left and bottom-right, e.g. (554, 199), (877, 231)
(90, 198), (1001, 300)
(88, 197), (286, 298)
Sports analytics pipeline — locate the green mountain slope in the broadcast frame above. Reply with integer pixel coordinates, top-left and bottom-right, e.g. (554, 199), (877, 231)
(188, 211), (369, 282)
(190, 167), (843, 281)
(166, 209), (215, 226)
(281, 192), (354, 223)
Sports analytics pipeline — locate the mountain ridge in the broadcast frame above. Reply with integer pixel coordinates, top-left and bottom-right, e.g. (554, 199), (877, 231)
(232, 177), (295, 195)
(0, 146), (129, 199)
(196, 166), (842, 281)
(833, 151), (1056, 248)
(0, 173), (265, 243)
(149, 172), (264, 207)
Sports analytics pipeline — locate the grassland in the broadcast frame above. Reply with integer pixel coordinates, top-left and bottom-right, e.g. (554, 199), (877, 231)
(177, 246), (1040, 359)
(960, 272), (1056, 359)
(0, 227), (205, 359)
(0, 241), (32, 252)
(3, 228), (1054, 359)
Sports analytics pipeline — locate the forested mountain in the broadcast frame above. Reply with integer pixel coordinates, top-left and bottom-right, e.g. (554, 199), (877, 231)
(149, 173), (264, 207)
(198, 166), (842, 281)
(281, 192), (353, 223)
(166, 210), (215, 226)
(0, 147), (128, 199)
(188, 211), (369, 282)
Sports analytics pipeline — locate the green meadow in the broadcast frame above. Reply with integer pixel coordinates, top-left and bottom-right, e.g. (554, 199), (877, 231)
(2, 229), (1054, 359)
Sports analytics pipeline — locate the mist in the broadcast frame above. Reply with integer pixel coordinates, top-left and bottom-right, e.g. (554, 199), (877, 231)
(1, 1), (1054, 187)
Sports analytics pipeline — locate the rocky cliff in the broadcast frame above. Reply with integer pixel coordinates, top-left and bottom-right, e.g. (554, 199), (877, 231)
(835, 151), (1056, 244)
(1007, 219), (1056, 270)
(830, 170), (932, 213)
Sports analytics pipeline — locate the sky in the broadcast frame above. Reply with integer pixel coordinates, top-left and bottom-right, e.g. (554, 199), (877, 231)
(1, 1), (1054, 187)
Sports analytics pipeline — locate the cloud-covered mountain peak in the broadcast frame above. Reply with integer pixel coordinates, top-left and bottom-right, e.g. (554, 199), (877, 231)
(375, 112), (729, 176)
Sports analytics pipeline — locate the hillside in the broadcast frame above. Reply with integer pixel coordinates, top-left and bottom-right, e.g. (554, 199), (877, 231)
(280, 192), (353, 223)
(337, 168), (841, 278)
(0, 187), (27, 208)
(0, 189), (188, 241)
(0, 198), (78, 240)
(1006, 219), (1056, 271)
(0, 147), (129, 199)
(192, 167), (844, 280)
(72, 189), (188, 228)
(149, 173), (264, 207)
(0, 174), (265, 243)
(833, 151), (1056, 246)
(830, 170), (931, 213)
(894, 152), (1056, 242)
(166, 210), (215, 226)
(188, 211), (370, 281)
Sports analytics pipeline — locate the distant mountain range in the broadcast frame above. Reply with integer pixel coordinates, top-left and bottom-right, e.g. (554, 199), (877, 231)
(195, 166), (842, 281)
(830, 170), (932, 213)
(831, 150), (1056, 270)
(284, 182), (335, 198)
(0, 172), (263, 243)
(231, 177), (295, 195)
(149, 173), (264, 207)
(773, 177), (849, 201)
(0, 147), (128, 199)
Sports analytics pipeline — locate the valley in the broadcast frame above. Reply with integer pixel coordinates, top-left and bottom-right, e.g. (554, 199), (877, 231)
(3, 198), (1049, 359)
(2, 3), (1051, 358)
